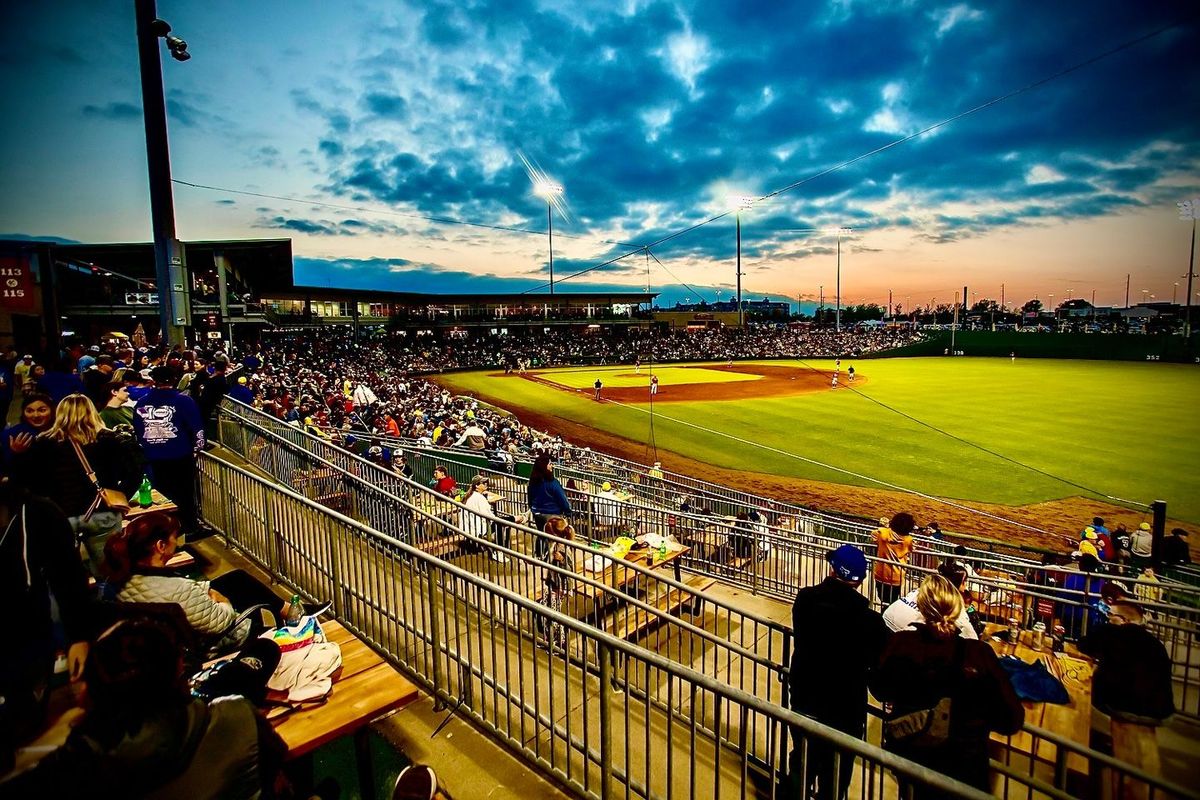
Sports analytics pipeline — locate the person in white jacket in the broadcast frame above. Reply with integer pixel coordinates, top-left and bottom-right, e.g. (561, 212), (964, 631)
(462, 474), (507, 563)
(883, 563), (978, 639)
(106, 512), (251, 646)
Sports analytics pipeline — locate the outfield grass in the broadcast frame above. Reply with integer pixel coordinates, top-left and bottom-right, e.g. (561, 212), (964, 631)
(536, 365), (760, 389)
(438, 358), (1200, 522)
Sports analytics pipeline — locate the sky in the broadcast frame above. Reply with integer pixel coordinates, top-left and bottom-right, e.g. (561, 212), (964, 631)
(1, 0), (1198, 311)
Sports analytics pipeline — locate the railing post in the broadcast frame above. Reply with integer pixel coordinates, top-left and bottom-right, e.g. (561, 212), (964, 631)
(264, 480), (281, 578)
(327, 516), (344, 620)
(426, 570), (446, 711)
(598, 641), (613, 800)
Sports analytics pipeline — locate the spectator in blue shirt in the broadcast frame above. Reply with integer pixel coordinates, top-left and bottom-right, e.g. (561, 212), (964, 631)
(133, 366), (205, 534)
(527, 452), (572, 558)
(227, 375), (255, 406)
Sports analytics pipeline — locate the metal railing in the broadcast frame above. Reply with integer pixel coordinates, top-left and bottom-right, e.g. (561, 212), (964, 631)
(197, 454), (1197, 800)
(218, 399), (1200, 722)
(215, 401), (796, 766)
(198, 453), (1001, 800)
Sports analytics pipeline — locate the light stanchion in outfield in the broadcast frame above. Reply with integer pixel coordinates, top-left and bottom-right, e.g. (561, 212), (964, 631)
(534, 180), (564, 294)
(1179, 198), (1199, 340)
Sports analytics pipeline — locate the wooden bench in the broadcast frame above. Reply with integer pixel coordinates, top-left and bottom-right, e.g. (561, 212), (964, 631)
(1109, 721), (1161, 800)
(417, 533), (467, 560)
(603, 575), (716, 642)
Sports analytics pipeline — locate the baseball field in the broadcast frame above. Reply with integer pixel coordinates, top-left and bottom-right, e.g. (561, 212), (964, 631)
(435, 358), (1200, 539)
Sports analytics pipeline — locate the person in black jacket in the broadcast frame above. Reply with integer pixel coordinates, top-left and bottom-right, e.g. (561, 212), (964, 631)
(6, 617), (288, 799)
(14, 394), (140, 571)
(870, 574), (1024, 795)
(788, 544), (890, 800)
(0, 483), (92, 772)
(1078, 602), (1174, 725)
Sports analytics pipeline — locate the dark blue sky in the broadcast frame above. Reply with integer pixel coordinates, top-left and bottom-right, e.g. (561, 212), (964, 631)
(2, 1), (1197, 309)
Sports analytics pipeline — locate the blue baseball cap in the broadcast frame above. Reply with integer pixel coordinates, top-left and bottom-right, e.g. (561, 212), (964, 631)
(827, 544), (867, 583)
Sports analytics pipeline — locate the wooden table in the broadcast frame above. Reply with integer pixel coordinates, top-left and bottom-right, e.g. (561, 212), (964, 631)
(4, 621), (419, 800)
(576, 540), (689, 599)
(269, 619), (420, 800)
(984, 624), (1095, 779)
(124, 488), (179, 519)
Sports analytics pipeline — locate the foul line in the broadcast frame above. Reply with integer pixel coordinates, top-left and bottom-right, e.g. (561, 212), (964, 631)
(601, 396), (1054, 535)
(792, 358), (1152, 510)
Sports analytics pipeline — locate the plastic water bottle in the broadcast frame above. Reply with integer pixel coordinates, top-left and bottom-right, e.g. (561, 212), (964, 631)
(286, 593), (303, 626)
(137, 475), (153, 506)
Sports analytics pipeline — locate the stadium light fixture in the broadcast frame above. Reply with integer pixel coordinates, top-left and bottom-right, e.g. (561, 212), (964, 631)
(1178, 197), (1199, 338)
(533, 180), (563, 294)
(726, 196), (757, 328)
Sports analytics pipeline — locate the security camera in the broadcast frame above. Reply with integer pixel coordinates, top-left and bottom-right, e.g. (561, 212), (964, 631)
(166, 34), (190, 61)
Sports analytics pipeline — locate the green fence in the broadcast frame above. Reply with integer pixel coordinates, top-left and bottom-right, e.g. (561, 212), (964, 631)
(873, 331), (1199, 362)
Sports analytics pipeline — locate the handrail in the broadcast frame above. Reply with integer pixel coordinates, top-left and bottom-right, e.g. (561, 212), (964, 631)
(197, 452), (1197, 800)
(197, 452), (996, 800)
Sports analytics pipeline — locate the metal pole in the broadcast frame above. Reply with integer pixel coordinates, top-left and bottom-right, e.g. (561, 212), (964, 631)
(135, 0), (187, 347)
(835, 234), (841, 333)
(736, 212), (743, 328)
(1186, 218), (1196, 340)
(547, 201), (554, 295)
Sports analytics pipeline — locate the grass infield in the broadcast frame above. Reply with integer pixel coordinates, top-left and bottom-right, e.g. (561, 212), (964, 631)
(437, 358), (1200, 523)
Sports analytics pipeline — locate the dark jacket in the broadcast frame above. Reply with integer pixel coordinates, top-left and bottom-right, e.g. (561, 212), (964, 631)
(8, 696), (285, 799)
(15, 431), (140, 518)
(0, 489), (92, 752)
(1163, 536), (1191, 566)
(528, 476), (572, 517)
(1078, 622), (1175, 722)
(134, 388), (206, 461)
(870, 626), (1024, 791)
(790, 576), (889, 731)
(1, 488), (92, 651)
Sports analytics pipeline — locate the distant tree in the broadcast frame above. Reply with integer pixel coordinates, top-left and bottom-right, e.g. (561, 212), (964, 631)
(970, 298), (1001, 314)
(1021, 299), (1043, 314)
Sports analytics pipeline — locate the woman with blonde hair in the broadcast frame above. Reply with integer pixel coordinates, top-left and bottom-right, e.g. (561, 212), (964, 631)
(870, 574), (1024, 795)
(14, 393), (139, 569)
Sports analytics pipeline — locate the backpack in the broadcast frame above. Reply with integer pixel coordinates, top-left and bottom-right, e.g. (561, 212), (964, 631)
(883, 638), (966, 749)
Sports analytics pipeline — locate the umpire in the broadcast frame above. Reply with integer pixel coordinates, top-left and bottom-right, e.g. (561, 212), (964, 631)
(788, 544), (889, 800)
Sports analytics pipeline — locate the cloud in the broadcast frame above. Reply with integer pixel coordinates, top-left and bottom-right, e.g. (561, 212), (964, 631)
(81, 101), (141, 121)
(214, 199), (236, 206)
(932, 4), (984, 37)
(660, 22), (714, 97)
(253, 214), (411, 237)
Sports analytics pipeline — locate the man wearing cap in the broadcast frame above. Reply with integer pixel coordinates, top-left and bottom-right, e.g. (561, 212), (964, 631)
(1130, 522), (1153, 569)
(787, 544), (889, 800)
(227, 375), (255, 406)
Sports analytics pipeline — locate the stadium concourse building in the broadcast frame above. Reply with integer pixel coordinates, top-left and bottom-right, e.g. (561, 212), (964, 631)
(0, 236), (657, 353)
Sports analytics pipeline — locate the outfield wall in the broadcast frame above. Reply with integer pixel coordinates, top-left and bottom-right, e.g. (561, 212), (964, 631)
(875, 330), (1198, 362)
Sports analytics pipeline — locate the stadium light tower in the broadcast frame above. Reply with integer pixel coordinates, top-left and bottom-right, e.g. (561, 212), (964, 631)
(534, 180), (563, 294)
(728, 196), (756, 328)
(832, 227), (853, 332)
(134, 0), (192, 347)
(1179, 198), (1199, 339)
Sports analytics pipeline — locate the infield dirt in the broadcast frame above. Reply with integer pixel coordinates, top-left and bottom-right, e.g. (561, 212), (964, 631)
(527, 363), (863, 402)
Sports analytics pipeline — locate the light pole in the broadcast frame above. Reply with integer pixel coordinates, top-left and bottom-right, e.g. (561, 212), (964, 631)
(135, 0), (192, 347)
(729, 196), (755, 328)
(534, 180), (563, 294)
(833, 227), (852, 332)
(1179, 198), (1199, 339)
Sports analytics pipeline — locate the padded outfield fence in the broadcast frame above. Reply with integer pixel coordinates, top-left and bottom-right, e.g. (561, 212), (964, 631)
(197, 451), (1198, 800)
